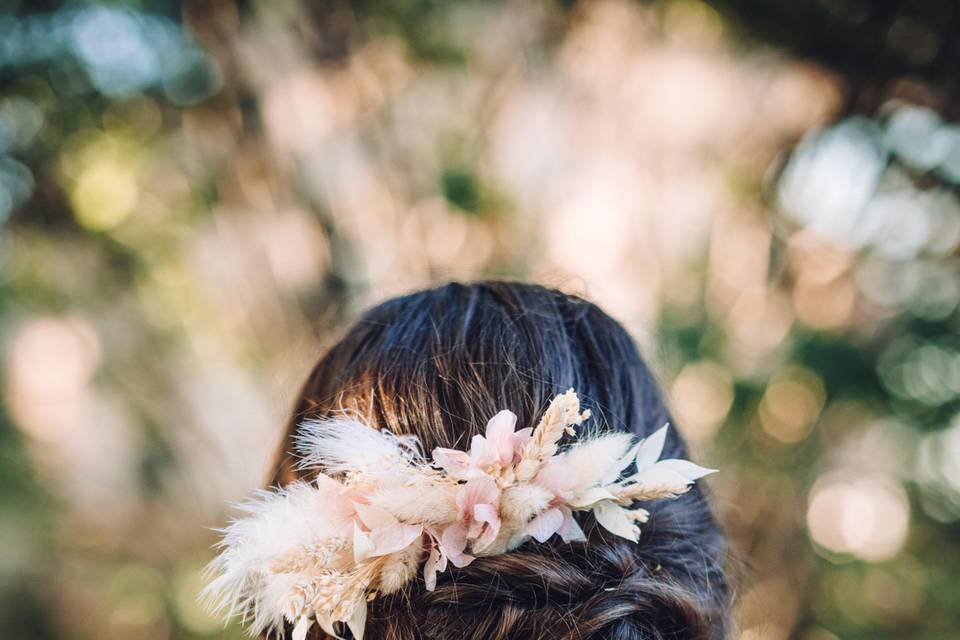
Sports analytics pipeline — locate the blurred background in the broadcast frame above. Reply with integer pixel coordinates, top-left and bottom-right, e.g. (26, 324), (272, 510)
(1, 1), (959, 639)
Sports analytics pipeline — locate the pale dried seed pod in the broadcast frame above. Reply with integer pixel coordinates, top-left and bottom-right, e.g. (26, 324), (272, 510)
(268, 538), (350, 574)
(279, 583), (308, 622)
(376, 539), (424, 594)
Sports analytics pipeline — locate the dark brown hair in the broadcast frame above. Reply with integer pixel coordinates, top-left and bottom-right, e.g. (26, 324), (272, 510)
(274, 281), (730, 640)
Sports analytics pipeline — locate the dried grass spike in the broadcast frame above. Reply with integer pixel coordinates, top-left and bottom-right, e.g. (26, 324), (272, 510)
(515, 390), (592, 480)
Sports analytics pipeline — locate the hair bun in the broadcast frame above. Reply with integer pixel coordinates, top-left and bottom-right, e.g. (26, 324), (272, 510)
(377, 510), (722, 640)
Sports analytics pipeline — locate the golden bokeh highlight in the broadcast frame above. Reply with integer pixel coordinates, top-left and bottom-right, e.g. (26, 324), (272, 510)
(759, 367), (826, 443)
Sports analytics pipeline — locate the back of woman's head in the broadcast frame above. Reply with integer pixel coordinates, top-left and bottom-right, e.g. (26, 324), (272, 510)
(274, 281), (730, 640)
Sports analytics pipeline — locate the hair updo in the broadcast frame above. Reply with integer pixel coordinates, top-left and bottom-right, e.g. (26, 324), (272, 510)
(273, 281), (730, 640)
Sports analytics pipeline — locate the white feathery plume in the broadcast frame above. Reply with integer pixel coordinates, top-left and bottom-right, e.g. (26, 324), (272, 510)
(557, 432), (634, 490)
(295, 417), (423, 477)
(201, 481), (354, 637)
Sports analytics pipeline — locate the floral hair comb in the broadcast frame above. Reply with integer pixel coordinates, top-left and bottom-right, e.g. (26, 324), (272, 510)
(203, 390), (716, 640)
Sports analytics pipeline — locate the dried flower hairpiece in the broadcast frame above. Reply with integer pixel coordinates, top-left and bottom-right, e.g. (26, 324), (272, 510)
(202, 390), (716, 640)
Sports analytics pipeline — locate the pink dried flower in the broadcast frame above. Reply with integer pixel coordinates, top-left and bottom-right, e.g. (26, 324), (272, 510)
(351, 502), (422, 561)
(432, 410), (532, 478)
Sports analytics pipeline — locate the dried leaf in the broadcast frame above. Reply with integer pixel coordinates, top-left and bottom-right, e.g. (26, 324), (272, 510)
(592, 501), (639, 541)
(635, 424), (669, 471)
(567, 486), (618, 508)
(353, 522), (374, 562)
(347, 597), (367, 640)
(525, 507), (565, 542)
(292, 615), (313, 640)
(654, 459), (718, 481)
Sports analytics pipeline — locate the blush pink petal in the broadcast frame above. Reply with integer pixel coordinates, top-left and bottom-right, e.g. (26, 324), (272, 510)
(369, 522), (423, 558)
(312, 473), (358, 532)
(424, 546), (441, 591)
(423, 533), (452, 592)
(473, 503), (499, 525)
(510, 427), (533, 460)
(432, 447), (470, 471)
(468, 433), (498, 468)
(440, 523), (474, 567)
(485, 410), (519, 466)
(557, 507), (587, 542)
(352, 502), (397, 530)
(466, 517), (483, 540)
(471, 503), (501, 551)
(436, 547), (449, 573)
(456, 476), (501, 520)
(525, 507), (565, 542)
